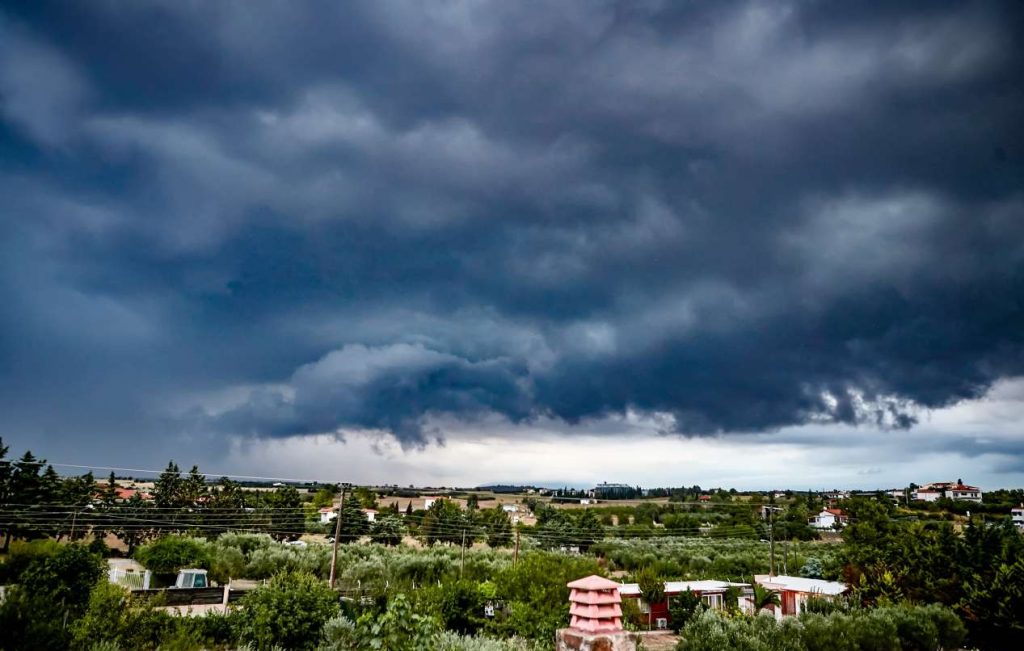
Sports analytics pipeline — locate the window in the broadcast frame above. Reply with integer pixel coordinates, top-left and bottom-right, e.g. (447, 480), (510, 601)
(701, 593), (723, 609)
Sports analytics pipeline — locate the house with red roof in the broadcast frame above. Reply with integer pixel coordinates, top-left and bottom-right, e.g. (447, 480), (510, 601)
(809, 508), (848, 530)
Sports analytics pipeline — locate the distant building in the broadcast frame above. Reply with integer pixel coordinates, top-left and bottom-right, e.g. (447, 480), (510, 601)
(319, 507), (337, 524)
(809, 508), (848, 530)
(913, 481), (983, 503)
(593, 483), (635, 499)
(1011, 505), (1023, 531)
(423, 496), (442, 510)
(363, 509), (377, 522)
(501, 504), (518, 513)
(911, 489), (942, 502)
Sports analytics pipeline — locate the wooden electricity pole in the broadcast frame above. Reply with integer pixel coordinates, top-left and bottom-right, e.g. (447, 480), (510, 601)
(513, 529), (520, 567)
(328, 484), (349, 589)
(460, 528), (467, 578)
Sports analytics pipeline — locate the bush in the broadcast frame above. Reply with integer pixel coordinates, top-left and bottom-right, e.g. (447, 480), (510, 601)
(320, 594), (440, 651)
(236, 571), (339, 651)
(668, 589), (704, 633)
(70, 580), (182, 651)
(675, 605), (963, 651)
(436, 631), (547, 650)
(135, 536), (211, 576)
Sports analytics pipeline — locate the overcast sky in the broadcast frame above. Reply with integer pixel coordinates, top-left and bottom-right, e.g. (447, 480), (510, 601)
(2, 1), (1023, 490)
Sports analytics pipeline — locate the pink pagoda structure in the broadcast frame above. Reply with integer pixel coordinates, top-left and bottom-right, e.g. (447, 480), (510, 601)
(567, 575), (624, 632)
(557, 575), (636, 651)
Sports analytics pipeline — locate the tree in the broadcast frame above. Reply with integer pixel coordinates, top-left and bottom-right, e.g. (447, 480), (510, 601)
(370, 515), (405, 546)
(421, 498), (464, 546)
(339, 494), (370, 542)
(236, 571), (339, 651)
(480, 507), (513, 548)
(962, 556), (1024, 647)
(153, 461), (183, 510)
(466, 494), (479, 511)
(668, 589), (703, 633)
(134, 535), (211, 576)
(181, 465), (207, 506)
(352, 486), (378, 510)
(752, 583), (781, 613)
(0, 438), (12, 550)
(112, 493), (157, 554)
(575, 508), (605, 552)
(5, 452), (47, 548)
(636, 567), (665, 630)
(262, 485), (305, 540)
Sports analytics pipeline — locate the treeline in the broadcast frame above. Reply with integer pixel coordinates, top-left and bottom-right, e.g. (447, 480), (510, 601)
(0, 439), (311, 553)
(841, 495), (1024, 648)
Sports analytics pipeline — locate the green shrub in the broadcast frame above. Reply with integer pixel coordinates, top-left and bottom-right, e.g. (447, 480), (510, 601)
(799, 612), (856, 651)
(135, 536), (212, 576)
(887, 606), (939, 651)
(236, 571), (339, 651)
(436, 630), (547, 650)
(320, 594), (441, 651)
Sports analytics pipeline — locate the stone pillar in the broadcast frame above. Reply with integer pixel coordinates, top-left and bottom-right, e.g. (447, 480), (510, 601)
(556, 575), (636, 651)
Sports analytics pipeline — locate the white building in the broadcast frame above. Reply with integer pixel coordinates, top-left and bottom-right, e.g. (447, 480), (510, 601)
(809, 509), (848, 530)
(1011, 506), (1023, 531)
(911, 489), (942, 502)
(364, 509), (377, 522)
(501, 504), (518, 513)
(913, 481), (983, 503)
(946, 483), (982, 502)
(319, 507), (337, 524)
(423, 496), (442, 510)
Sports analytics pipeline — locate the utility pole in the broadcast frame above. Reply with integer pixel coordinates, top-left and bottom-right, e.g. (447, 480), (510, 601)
(513, 529), (520, 567)
(460, 528), (467, 578)
(329, 484), (349, 589)
(768, 500), (776, 577)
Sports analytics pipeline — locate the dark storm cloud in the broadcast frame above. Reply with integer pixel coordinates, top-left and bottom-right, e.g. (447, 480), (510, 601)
(2, 1), (1024, 454)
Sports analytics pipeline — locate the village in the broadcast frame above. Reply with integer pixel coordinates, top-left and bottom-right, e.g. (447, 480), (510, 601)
(2, 437), (1023, 650)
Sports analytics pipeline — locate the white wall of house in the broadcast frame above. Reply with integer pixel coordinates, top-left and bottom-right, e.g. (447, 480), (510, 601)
(320, 510), (337, 524)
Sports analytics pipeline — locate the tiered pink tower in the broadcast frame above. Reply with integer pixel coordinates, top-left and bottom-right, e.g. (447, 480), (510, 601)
(567, 575), (624, 633)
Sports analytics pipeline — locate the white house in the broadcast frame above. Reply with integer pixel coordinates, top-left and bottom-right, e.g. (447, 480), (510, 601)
(946, 483), (982, 503)
(319, 507), (337, 524)
(913, 481), (983, 503)
(363, 508), (377, 522)
(1011, 506), (1023, 531)
(809, 508), (848, 530)
(423, 496), (441, 510)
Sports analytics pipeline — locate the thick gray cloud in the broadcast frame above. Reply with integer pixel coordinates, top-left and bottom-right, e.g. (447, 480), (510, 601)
(1, 1), (1023, 459)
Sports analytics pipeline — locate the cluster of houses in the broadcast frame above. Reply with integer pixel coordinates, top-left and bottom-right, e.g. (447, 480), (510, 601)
(616, 574), (848, 628)
(910, 481), (983, 503)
